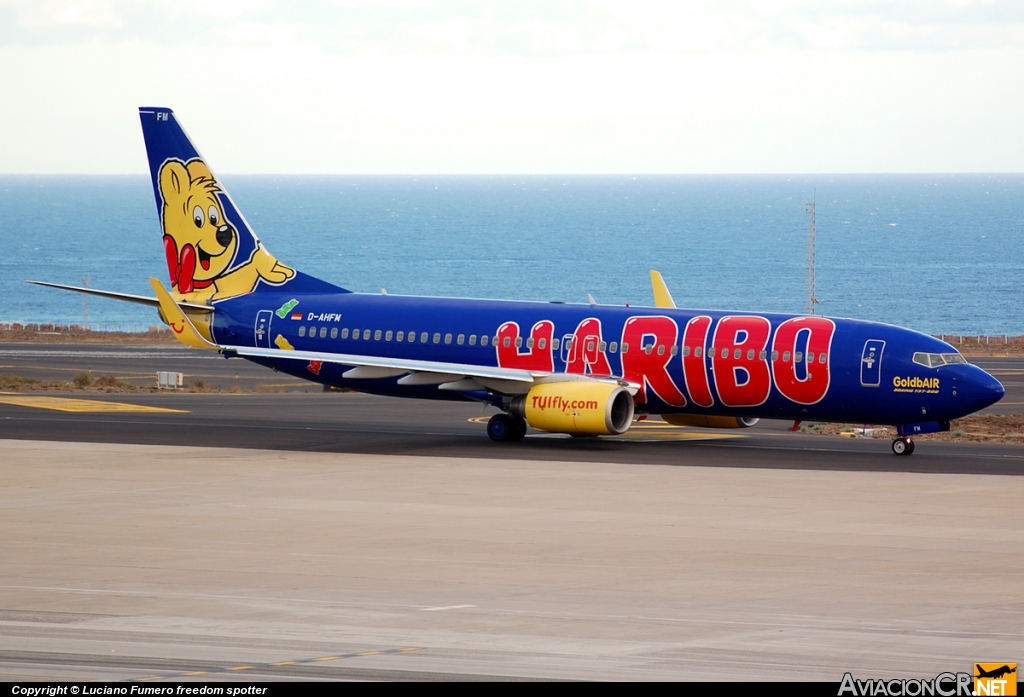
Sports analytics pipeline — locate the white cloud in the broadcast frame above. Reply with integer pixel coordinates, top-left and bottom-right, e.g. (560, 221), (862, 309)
(1, 0), (1023, 172)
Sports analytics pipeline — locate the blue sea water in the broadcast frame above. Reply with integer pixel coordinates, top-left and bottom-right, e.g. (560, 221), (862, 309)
(1, 174), (1021, 334)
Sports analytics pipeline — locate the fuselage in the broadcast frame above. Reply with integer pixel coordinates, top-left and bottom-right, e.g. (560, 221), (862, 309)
(211, 290), (1004, 427)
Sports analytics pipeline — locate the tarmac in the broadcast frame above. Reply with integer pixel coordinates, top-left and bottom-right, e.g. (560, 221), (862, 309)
(1, 343), (1023, 681)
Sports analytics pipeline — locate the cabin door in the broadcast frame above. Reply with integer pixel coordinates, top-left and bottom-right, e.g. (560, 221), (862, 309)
(860, 340), (885, 387)
(255, 310), (273, 348)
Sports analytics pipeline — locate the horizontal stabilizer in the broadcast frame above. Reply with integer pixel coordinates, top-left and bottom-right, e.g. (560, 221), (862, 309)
(25, 280), (212, 312)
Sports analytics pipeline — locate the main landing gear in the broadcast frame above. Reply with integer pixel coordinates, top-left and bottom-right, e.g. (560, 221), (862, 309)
(487, 413), (527, 442)
(891, 437), (915, 456)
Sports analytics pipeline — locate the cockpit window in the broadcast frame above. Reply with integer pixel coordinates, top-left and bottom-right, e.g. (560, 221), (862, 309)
(913, 352), (967, 368)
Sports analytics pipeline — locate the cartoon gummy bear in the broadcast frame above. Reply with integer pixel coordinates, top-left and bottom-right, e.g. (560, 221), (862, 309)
(159, 158), (294, 300)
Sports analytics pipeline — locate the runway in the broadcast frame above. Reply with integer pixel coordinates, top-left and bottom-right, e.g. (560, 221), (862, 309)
(1, 440), (1022, 682)
(1, 343), (1023, 681)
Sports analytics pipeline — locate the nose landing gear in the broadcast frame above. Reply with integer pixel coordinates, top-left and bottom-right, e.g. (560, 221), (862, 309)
(487, 413), (527, 442)
(891, 437), (915, 456)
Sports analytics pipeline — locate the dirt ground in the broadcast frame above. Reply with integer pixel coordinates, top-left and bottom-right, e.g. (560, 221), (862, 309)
(803, 414), (1024, 444)
(0, 327), (176, 345)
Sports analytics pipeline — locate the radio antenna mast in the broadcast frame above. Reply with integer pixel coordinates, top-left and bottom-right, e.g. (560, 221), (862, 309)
(81, 274), (90, 330)
(806, 191), (818, 315)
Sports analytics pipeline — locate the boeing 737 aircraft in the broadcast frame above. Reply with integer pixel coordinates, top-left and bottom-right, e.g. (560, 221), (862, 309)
(29, 108), (1005, 455)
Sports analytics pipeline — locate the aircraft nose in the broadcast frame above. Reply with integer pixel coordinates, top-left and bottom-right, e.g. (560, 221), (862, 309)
(958, 366), (1004, 414)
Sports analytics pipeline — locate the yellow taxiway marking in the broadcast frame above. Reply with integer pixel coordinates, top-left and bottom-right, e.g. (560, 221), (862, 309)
(467, 416), (743, 441)
(0, 393), (187, 413)
(131, 647), (422, 681)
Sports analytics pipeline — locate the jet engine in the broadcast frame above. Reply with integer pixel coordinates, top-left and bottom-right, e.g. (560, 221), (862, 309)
(510, 382), (635, 436)
(661, 414), (760, 428)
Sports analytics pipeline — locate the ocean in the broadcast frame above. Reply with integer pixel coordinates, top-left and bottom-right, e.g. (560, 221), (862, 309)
(1, 174), (1021, 335)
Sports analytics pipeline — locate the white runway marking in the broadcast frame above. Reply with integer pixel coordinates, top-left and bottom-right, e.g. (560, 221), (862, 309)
(420, 604), (476, 612)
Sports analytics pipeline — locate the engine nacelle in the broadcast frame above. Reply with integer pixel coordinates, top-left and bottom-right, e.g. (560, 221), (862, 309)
(510, 382), (635, 436)
(661, 414), (760, 428)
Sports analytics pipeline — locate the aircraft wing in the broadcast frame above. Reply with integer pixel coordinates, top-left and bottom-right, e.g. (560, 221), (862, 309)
(228, 345), (641, 395)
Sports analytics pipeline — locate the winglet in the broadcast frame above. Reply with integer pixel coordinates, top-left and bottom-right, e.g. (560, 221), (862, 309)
(650, 270), (676, 309)
(149, 277), (220, 350)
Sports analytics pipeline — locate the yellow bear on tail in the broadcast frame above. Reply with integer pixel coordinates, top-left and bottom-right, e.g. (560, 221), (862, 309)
(159, 159), (294, 301)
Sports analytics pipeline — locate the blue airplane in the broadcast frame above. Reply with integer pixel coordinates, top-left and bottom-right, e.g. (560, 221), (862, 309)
(29, 107), (1004, 456)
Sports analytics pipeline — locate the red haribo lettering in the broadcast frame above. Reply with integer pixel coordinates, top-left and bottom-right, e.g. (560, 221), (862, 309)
(710, 316), (771, 408)
(496, 320), (555, 372)
(681, 315), (714, 408)
(620, 316), (686, 407)
(771, 317), (835, 405)
(565, 318), (612, 376)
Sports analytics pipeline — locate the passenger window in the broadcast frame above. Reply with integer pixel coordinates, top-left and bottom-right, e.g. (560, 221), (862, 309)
(374, 330), (382, 340)
(599, 341), (606, 351)
(457, 334), (464, 345)
(503, 337), (511, 348)
(733, 348), (740, 359)
(330, 328), (338, 339)
(433, 332), (441, 344)
(420, 332), (428, 343)
(657, 344), (665, 356)
(444, 333), (452, 344)
(621, 343), (629, 354)
(565, 339), (573, 351)
(670, 345), (677, 356)
(759, 350), (767, 360)
(409, 331), (417, 343)
(469, 335), (477, 346)
(552, 338), (560, 350)
(515, 337), (523, 348)
(794, 351), (803, 362)
(587, 341), (595, 352)
(364, 330), (371, 340)
(526, 338), (534, 349)
(609, 341), (617, 353)
(319, 327), (327, 338)
(746, 349), (754, 360)
(385, 330), (393, 341)
(819, 354), (826, 364)
(644, 344), (653, 355)
(538, 338), (546, 349)
(807, 352), (815, 362)
(682, 346), (690, 357)
(298, 326), (306, 337)
(771, 351), (779, 361)
(722, 348), (729, 359)
(341, 328), (349, 339)
(352, 329), (360, 340)
(481, 335), (489, 347)
(783, 351), (791, 362)
(694, 347), (702, 358)
(396, 330), (404, 341)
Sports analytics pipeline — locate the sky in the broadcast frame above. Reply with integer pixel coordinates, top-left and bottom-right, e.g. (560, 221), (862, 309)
(1, 0), (1023, 173)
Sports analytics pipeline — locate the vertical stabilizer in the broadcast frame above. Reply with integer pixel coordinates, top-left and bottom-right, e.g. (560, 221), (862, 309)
(138, 107), (344, 302)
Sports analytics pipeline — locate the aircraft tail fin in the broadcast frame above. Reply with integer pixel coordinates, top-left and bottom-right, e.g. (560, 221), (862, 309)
(138, 107), (346, 302)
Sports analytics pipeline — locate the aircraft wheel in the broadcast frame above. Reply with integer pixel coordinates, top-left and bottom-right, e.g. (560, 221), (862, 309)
(487, 413), (523, 442)
(892, 437), (914, 456)
(509, 414), (528, 442)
